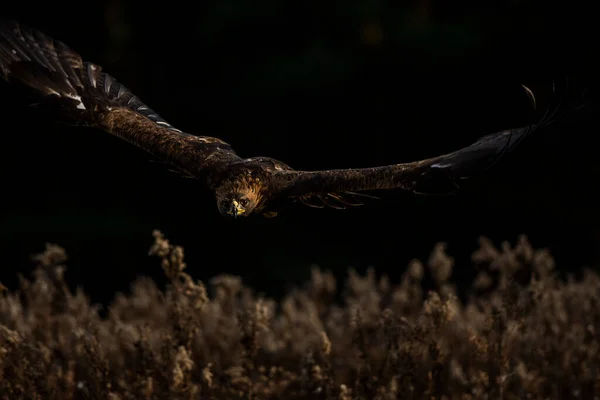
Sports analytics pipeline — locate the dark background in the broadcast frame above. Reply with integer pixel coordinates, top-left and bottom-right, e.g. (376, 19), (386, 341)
(0, 0), (597, 305)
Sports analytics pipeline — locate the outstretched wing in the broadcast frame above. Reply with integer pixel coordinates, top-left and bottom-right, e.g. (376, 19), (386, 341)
(271, 88), (561, 204)
(0, 20), (239, 177)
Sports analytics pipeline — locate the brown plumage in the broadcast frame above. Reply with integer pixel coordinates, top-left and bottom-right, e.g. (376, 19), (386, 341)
(0, 20), (559, 218)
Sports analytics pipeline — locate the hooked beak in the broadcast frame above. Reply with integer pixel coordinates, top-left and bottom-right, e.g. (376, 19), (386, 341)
(229, 200), (246, 218)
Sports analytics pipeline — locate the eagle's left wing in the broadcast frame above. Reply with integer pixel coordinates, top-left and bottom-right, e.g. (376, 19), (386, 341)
(270, 101), (559, 206)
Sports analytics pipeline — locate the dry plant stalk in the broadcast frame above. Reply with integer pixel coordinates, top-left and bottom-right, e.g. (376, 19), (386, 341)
(0, 232), (599, 399)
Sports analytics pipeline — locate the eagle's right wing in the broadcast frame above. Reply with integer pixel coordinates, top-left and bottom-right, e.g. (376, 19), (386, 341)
(0, 20), (239, 177)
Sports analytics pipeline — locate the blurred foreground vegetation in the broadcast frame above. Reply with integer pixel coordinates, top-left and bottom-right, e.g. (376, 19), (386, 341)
(1, 231), (599, 399)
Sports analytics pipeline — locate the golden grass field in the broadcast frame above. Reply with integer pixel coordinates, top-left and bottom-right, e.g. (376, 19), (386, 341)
(1, 231), (599, 399)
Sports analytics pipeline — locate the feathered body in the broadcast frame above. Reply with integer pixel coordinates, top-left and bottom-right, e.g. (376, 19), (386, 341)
(0, 20), (560, 218)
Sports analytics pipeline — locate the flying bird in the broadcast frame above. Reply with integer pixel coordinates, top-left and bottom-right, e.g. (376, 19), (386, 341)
(0, 20), (558, 218)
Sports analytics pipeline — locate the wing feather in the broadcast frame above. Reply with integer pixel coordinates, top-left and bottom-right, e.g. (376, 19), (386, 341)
(296, 191), (376, 211)
(299, 195), (325, 208)
(0, 19), (239, 176)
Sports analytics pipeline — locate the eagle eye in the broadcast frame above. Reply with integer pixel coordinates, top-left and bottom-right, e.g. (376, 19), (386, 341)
(240, 198), (249, 207)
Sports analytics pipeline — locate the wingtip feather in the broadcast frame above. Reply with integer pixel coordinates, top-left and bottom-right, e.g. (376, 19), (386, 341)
(521, 84), (537, 111)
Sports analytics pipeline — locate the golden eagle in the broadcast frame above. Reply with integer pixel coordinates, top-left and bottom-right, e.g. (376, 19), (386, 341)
(0, 20), (557, 218)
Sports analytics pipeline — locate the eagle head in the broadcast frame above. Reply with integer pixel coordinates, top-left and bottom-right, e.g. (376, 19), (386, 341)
(215, 175), (264, 218)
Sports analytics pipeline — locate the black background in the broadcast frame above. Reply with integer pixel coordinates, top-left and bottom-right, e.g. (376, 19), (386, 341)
(0, 0), (597, 305)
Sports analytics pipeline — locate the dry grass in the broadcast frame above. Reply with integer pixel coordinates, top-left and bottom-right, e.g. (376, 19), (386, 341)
(1, 231), (599, 399)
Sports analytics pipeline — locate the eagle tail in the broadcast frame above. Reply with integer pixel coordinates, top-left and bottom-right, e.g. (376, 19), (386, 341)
(0, 19), (181, 131)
